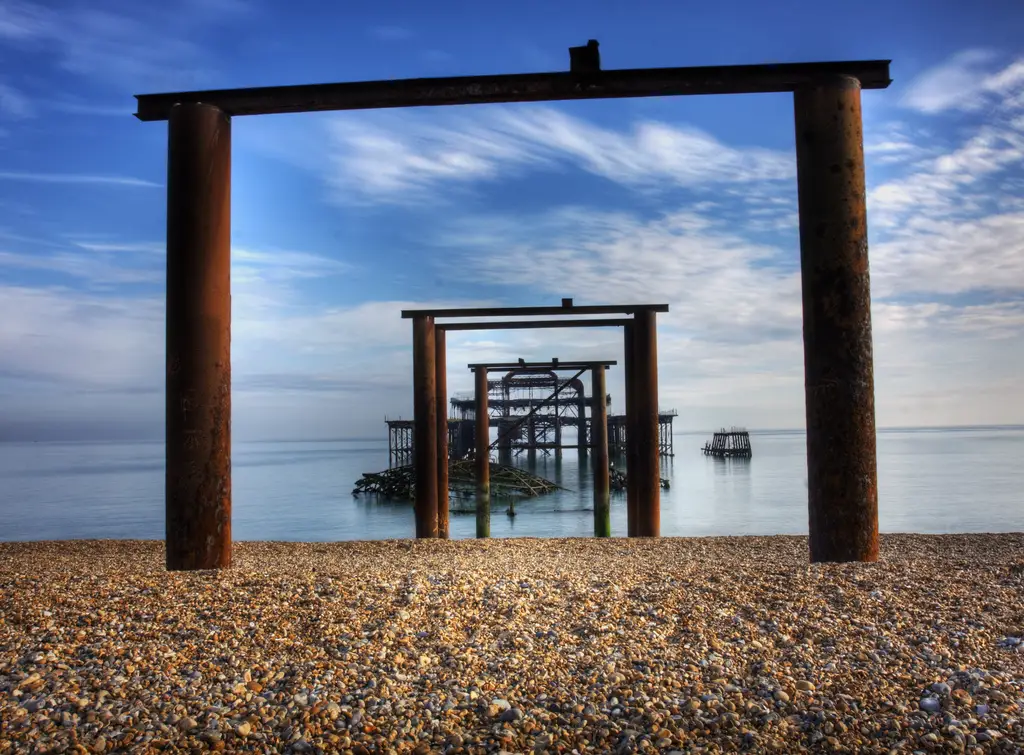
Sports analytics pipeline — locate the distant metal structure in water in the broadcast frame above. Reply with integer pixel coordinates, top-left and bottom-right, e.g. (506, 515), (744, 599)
(703, 428), (753, 458)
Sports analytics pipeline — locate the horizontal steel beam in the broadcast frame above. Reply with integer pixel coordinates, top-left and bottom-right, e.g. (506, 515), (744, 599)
(468, 361), (617, 371)
(135, 60), (891, 121)
(403, 304), (668, 319)
(439, 317), (633, 331)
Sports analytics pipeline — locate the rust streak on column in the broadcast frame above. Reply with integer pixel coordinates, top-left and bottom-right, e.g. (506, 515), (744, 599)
(474, 367), (491, 538)
(591, 366), (611, 537)
(412, 316), (438, 538)
(435, 329), (449, 538)
(623, 323), (638, 536)
(165, 103), (232, 572)
(795, 75), (879, 563)
(631, 310), (660, 537)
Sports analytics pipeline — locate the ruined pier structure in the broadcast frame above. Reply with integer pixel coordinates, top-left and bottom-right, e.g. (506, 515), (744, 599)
(387, 367), (675, 465)
(402, 304), (667, 541)
(138, 43), (889, 569)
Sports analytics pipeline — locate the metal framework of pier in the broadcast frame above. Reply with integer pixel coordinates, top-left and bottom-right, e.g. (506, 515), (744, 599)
(138, 40), (890, 569)
(403, 306), (666, 541)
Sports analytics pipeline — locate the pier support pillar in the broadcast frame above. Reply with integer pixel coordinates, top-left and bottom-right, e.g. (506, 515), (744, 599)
(412, 316), (439, 538)
(577, 394), (588, 459)
(794, 75), (879, 563)
(631, 310), (661, 537)
(624, 323), (638, 536)
(165, 103), (232, 572)
(474, 367), (491, 538)
(592, 366), (611, 537)
(435, 329), (449, 538)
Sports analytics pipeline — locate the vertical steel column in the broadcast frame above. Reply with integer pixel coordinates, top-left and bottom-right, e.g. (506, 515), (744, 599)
(794, 75), (879, 563)
(165, 103), (232, 572)
(623, 323), (638, 536)
(631, 310), (661, 537)
(435, 329), (449, 538)
(592, 366), (611, 537)
(577, 394), (588, 459)
(412, 316), (438, 538)
(474, 367), (490, 538)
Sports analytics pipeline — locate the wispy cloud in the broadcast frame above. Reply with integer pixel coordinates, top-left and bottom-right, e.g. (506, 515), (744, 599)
(0, 82), (32, 118)
(323, 107), (794, 204)
(0, 171), (159, 187)
(902, 50), (1024, 114)
(369, 25), (414, 42)
(0, 0), (249, 90)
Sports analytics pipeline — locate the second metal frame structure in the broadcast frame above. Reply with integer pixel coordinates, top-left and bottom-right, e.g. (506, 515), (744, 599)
(400, 302), (668, 540)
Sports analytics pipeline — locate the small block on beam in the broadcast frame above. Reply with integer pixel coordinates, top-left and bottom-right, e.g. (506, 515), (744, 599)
(518, 358), (526, 366)
(561, 297), (573, 308)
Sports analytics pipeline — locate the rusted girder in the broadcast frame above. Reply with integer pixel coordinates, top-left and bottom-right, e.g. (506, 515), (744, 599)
(412, 316), (438, 539)
(135, 61), (891, 121)
(474, 367), (490, 538)
(404, 304), (668, 319)
(592, 366), (611, 537)
(439, 318), (632, 331)
(794, 75), (879, 563)
(165, 103), (233, 572)
(631, 310), (661, 537)
(435, 329), (449, 539)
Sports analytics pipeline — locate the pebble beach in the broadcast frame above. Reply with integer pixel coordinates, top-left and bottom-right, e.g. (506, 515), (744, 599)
(1, 534), (1023, 754)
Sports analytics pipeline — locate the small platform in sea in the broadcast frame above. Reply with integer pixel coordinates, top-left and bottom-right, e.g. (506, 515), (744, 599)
(702, 427), (752, 458)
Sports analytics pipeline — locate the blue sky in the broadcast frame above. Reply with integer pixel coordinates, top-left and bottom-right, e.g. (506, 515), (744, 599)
(0, 0), (1022, 441)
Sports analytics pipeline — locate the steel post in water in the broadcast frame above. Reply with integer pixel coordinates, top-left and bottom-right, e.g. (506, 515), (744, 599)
(631, 310), (661, 537)
(412, 316), (438, 538)
(435, 329), (449, 538)
(591, 366), (611, 537)
(794, 75), (879, 563)
(165, 103), (232, 572)
(474, 367), (491, 538)
(623, 323), (638, 536)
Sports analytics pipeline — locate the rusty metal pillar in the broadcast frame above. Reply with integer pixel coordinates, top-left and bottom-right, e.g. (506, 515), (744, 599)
(165, 103), (232, 572)
(623, 323), (638, 536)
(435, 329), (449, 538)
(412, 316), (438, 538)
(577, 393), (588, 459)
(474, 367), (490, 538)
(631, 310), (660, 537)
(795, 75), (879, 563)
(592, 366), (611, 537)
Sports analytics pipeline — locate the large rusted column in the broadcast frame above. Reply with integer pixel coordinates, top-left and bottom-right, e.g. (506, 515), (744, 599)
(435, 329), (449, 538)
(794, 75), (879, 563)
(165, 103), (232, 572)
(623, 323), (638, 536)
(631, 310), (660, 537)
(474, 367), (490, 538)
(591, 366), (611, 537)
(412, 316), (438, 538)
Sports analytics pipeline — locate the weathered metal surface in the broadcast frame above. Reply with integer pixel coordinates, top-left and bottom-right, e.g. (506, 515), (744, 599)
(435, 329), (449, 539)
(165, 103), (232, 571)
(631, 310), (661, 537)
(474, 367), (490, 538)
(403, 304), (669, 319)
(794, 75), (879, 563)
(439, 318), (632, 331)
(591, 366), (611, 537)
(412, 316), (439, 539)
(468, 360), (616, 370)
(623, 324), (638, 537)
(135, 61), (891, 121)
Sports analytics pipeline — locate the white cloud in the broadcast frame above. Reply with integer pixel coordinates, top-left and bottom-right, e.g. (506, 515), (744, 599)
(322, 107), (794, 204)
(902, 50), (1024, 115)
(0, 171), (160, 187)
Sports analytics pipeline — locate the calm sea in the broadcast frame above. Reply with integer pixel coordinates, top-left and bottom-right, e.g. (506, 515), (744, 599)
(0, 427), (1021, 542)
